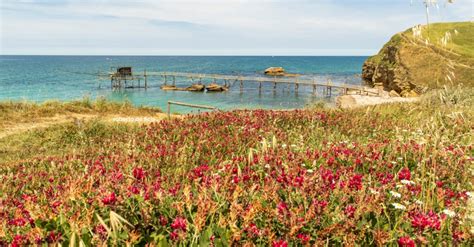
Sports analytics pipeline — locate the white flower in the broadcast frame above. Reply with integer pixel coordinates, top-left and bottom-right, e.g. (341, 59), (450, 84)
(282, 144), (287, 148)
(391, 161), (397, 165)
(291, 144), (297, 148)
(397, 157), (403, 161)
(401, 180), (415, 185)
(391, 203), (406, 210)
(301, 163), (306, 167)
(414, 200), (423, 205)
(306, 169), (314, 174)
(396, 184), (404, 188)
(264, 164), (270, 169)
(466, 192), (473, 198)
(390, 191), (401, 198)
(369, 188), (380, 195)
(443, 209), (456, 218)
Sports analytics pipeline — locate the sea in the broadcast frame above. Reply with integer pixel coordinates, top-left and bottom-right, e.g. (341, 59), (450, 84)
(0, 56), (367, 113)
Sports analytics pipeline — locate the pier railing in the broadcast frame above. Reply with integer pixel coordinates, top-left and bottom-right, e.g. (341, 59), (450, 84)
(167, 101), (217, 118)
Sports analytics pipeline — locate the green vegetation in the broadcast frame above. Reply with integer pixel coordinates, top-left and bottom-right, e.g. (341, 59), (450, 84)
(0, 88), (472, 245)
(363, 22), (474, 94)
(0, 97), (161, 128)
(416, 22), (474, 58)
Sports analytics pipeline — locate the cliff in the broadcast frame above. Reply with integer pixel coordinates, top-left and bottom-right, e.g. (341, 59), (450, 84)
(362, 22), (474, 97)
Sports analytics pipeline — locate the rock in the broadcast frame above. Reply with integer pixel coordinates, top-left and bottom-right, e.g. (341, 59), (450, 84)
(161, 85), (178, 91)
(401, 90), (419, 98)
(389, 90), (401, 97)
(161, 84), (205, 92)
(264, 67), (285, 76)
(186, 84), (205, 92)
(206, 83), (228, 92)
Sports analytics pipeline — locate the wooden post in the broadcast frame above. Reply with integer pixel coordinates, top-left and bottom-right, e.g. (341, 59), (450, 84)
(164, 74), (168, 85)
(144, 69), (148, 89)
(259, 81), (262, 93)
(240, 80), (243, 92)
(273, 77), (277, 91)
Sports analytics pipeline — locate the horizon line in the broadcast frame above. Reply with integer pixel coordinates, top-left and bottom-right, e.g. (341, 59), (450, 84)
(0, 54), (374, 57)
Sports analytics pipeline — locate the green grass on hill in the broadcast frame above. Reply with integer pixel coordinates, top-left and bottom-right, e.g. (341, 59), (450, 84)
(411, 22), (474, 58)
(0, 97), (161, 128)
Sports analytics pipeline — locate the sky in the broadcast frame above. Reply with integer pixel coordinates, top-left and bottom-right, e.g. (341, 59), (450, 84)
(0, 0), (472, 56)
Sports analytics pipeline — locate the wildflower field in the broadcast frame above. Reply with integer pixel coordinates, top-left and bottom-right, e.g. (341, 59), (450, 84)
(1, 89), (473, 246)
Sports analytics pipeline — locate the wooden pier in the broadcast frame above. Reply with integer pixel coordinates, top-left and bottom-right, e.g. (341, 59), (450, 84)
(146, 71), (378, 96)
(102, 68), (378, 97)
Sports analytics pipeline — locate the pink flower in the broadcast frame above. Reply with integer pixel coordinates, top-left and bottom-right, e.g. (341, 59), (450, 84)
(398, 168), (411, 181)
(397, 236), (415, 247)
(272, 239), (288, 247)
(171, 217), (187, 231)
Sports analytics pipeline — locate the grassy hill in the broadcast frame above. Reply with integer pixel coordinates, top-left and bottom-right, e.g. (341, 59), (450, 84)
(362, 22), (474, 96)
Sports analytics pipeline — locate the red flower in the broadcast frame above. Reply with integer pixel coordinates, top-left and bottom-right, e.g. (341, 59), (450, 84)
(398, 168), (411, 181)
(277, 201), (288, 215)
(327, 156), (335, 166)
(345, 205), (356, 218)
(160, 215), (168, 226)
(348, 174), (363, 190)
(171, 217), (187, 231)
(272, 239), (288, 247)
(297, 233), (310, 244)
(133, 167), (145, 180)
(397, 236), (415, 247)
(313, 199), (328, 213)
(245, 223), (261, 238)
(102, 192), (117, 205)
(47, 231), (62, 243)
(410, 210), (441, 231)
(170, 230), (179, 241)
(128, 185), (140, 195)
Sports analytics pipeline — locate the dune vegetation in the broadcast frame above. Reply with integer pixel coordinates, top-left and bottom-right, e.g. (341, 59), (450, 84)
(0, 87), (472, 246)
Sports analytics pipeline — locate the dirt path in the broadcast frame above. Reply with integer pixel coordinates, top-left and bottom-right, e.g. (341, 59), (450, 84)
(0, 113), (173, 139)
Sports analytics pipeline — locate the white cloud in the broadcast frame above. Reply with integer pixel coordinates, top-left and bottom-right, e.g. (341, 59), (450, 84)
(1, 0), (471, 55)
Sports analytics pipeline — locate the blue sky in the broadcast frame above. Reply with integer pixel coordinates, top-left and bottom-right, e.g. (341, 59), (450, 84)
(0, 0), (472, 55)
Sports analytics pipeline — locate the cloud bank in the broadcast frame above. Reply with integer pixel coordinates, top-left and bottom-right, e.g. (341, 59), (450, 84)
(1, 0), (472, 55)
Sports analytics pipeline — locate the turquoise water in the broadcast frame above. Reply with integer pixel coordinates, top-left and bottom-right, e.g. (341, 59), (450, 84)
(0, 56), (366, 113)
